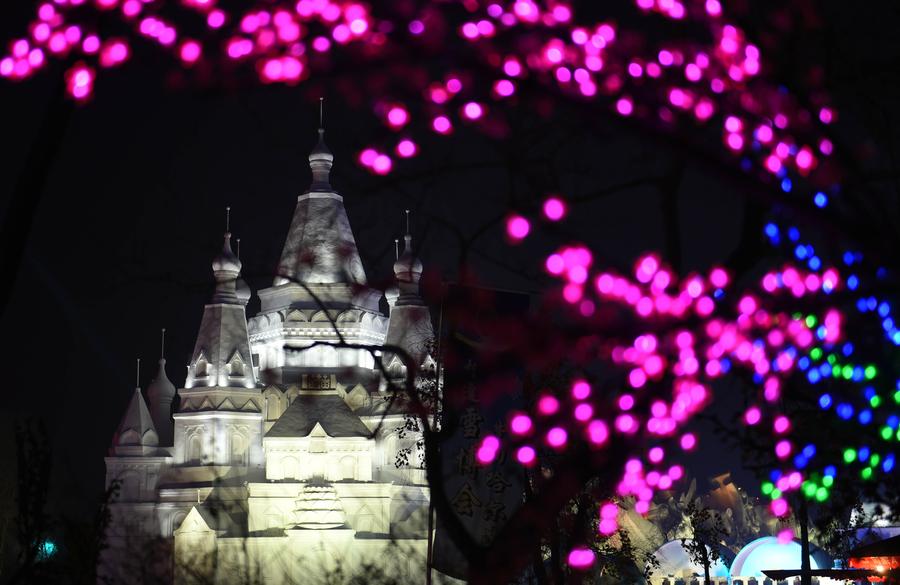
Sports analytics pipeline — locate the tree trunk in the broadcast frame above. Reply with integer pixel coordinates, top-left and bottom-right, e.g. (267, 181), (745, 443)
(701, 543), (711, 585)
(426, 498), (434, 585)
(799, 498), (811, 585)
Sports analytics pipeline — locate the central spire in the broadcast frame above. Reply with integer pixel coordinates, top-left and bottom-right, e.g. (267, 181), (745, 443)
(308, 99), (333, 192)
(273, 110), (367, 286)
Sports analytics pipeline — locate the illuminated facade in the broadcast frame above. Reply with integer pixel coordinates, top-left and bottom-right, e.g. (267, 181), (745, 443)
(102, 128), (436, 584)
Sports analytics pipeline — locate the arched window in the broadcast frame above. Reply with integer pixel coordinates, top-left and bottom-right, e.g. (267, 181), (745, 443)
(231, 434), (247, 466)
(194, 355), (208, 378)
(188, 434), (203, 464)
(354, 505), (375, 533)
(227, 353), (245, 377)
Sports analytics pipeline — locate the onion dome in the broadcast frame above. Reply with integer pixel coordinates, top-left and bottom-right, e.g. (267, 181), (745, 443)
(146, 330), (176, 445)
(386, 283), (400, 309)
(393, 234), (423, 284)
(212, 232), (241, 275)
(235, 277), (251, 306)
(147, 357), (176, 445)
(308, 127), (333, 192)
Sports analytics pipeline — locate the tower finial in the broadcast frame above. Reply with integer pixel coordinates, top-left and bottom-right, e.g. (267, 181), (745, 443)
(405, 209), (410, 236)
(135, 358), (141, 389)
(236, 238), (241, 260)
(160, 328), (166, 359)
(319, 97), (325, 130)
(225, 206), (231, 233)
(394, 238), (399, 261)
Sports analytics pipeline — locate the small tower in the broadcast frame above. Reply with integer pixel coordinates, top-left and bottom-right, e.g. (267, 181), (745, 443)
(184, 210), (257, 390)
(147, 329), (176, 446)
(383, 211), (434, 375)
(112, 359), (160, 456)
(175, 209), (263, 469)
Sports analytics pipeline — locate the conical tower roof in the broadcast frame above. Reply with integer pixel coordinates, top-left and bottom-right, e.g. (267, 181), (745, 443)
(273, 127), (367, 286)
(112, 385), (159, 456)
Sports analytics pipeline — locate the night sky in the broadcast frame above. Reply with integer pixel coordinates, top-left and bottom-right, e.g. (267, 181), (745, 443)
(2, 0), (900, 523)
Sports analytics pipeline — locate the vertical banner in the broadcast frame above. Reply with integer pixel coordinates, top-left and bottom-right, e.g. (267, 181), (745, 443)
(431, 284), (532, 580)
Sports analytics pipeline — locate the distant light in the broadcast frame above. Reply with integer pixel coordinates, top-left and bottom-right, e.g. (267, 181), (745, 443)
(476, 435), (500, 464)
(386, 106), (409, 128)
(372, 154), (392, 175)
(506, 215), (530, 241)
(571, 379), (591, 400)
(408, 20), (424, 35)
(179, 40), (201, 64)
(432, 116), (452, 134)
(396, 139), (417, 158)
(587, 420), (609, 445)
(814, 192), (828, 208)
(462, 101), (483, 120)
(207, 10), (225, 28)
(359, 148), (377, 167)
(542, 197), (566, 221)
(516, 445), (536, 465)
(537, 395), (559, 415)
(568, 547), (595, 569)
(509, 413), (532, 435)
(546, 427), (567, 448)
(494, 79), (515, 97)
(38, 539), (57, 560)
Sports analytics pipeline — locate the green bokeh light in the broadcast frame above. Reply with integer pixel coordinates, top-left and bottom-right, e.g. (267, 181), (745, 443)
(803, 482), (817, 498)
(843, 448), (857, 464)
(37, 539), (56, 560)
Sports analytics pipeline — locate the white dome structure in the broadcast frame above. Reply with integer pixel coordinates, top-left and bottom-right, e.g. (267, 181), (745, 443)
(650, 540), (730, 585)
(729, 536), (819, 580)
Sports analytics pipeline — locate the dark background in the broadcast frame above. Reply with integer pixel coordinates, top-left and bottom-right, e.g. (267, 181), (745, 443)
(2, 0), (900, 524)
